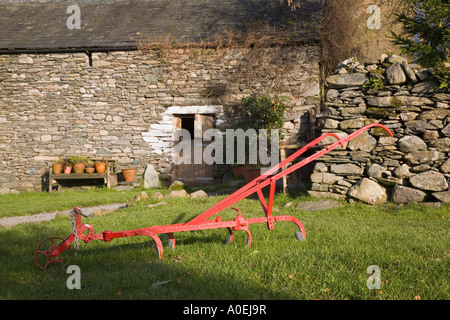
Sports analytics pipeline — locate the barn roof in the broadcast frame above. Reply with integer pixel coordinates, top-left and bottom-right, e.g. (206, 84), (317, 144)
(0, 0), (323, 53)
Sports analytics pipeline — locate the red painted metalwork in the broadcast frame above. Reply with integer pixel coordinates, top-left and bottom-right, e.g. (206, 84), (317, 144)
(34, 124), (393, 269)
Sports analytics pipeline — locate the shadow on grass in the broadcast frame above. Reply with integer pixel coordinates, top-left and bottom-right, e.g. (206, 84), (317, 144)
(0, 219), (296, 300)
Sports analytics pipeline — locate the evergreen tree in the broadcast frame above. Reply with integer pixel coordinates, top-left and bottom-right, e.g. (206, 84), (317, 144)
(391, 0), (449, 68)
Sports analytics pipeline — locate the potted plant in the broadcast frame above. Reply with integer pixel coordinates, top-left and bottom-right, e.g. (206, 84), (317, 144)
(70, 155), (90, 174)
(63, 158), (73, 174)
(243, 164), (263, 183)
(85, 159), (95, 173)
(122, 167), (137, 182)
(95, 159), (107, 173)
(233, 94), (290, 134)
(52, 159), (64, 174)
(232, 163), (246, 179)
(225, 94), (291, 180)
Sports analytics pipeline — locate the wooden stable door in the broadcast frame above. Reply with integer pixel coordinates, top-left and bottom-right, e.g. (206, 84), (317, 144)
(172, 114), (215, 186)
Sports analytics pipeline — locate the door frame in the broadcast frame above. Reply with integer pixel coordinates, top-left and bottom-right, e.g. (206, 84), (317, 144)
(166, 106), (223, 185)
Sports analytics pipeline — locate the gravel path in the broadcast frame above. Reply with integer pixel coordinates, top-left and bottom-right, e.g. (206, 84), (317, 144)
(0, 203), (126, 227)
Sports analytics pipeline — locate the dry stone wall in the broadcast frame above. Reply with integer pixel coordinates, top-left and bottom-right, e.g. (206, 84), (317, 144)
(311, 54), (449, 204)
(0, 46), (320, 193)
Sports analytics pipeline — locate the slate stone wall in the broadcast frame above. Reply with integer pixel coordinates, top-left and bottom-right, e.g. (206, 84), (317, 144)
(0, 46), (320, 193)
(310, 55), (450, 204)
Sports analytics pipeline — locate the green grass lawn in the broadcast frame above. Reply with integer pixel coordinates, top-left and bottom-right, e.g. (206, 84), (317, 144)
(0, 187), (144, 218)
(0, 187), (448, 300)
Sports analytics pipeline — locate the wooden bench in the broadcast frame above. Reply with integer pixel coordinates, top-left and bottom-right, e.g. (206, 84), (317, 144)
(48, 159), (118, 192)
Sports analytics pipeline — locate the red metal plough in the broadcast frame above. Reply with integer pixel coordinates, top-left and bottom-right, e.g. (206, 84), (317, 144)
(35, 124), (393, 270)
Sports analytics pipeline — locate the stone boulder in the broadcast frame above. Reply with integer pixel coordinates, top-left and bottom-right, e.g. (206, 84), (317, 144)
(151, 191), (164, 200)
(400, 112), (419, 122)
(169, 180), (185, 191)
(391, 185), (427, 203)
(325, 73), (367, 89)
(386, 54), (407, 64)
(398, 135), (427, 153)
(319, 131), (349, 149)
(313, 162), (328, 173)
(419, 109), (450, 121)
(400, 61), (417, 83)
(347, 130), (377, 152)
(441, 158), (450, 173)
(307, 191), (347, 200)
(146, 201), (168, 209)
(310, 172), (343, 184)
(404, 120), (436, 133)
(429, 138), (450, 152)
(393, 164), (412, 179)
(386, 62), (407, 85)
(143, 164), (160, 188)
(442, 123), (450, 137)
(409, 171), (449, 192)
(165, 189), (189, 198)
(366, 96), (393, 107)
(432, 191), (450, 202)
(404, 151), (445, 165)
(324, 118), (340, 129)
(397, 96), (433, 106)
(190, 190), (208, 198)
(330, 163), (364, 176)
(339, 119), (365, 130)
(326, 89), (340, 101)
(367, 163), (386, 178)
(348, 178), (387, 205)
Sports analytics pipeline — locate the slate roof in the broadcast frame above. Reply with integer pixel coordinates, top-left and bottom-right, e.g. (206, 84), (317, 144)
(0, 0), (323, 53)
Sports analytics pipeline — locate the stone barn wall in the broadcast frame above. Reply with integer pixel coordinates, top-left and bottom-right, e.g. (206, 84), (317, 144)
(310, 55), (449, 204)
(0, 46), (321, 193)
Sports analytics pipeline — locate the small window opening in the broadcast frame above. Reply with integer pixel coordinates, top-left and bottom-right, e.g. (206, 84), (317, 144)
(86, 51), (93, 67)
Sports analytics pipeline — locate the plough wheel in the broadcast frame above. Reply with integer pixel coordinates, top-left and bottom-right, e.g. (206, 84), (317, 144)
(34, 236), (72, 270)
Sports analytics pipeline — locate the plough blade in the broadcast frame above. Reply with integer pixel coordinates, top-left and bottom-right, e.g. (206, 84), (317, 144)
(294, 231), (305, 241)
(35, 124), (392, 269)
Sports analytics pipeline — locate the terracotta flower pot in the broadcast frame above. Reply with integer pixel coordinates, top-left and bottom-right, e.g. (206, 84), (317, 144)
(85, 167), (95, 173)
(232, 165), (246, 178)
(95, 162), (106, 173)
(122, 168), (137, 182)
(63, 166), (72, 174)
(52, 163), (63, 174)
(243, 167), (261, 183)
(73, 163), (86, 174)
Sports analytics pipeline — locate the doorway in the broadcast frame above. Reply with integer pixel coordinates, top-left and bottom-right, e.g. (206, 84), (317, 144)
(172, 113), (215, 186)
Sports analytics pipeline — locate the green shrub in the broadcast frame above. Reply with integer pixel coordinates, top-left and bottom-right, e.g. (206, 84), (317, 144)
(234, 94), (291, 131)
(69, 155), (91, 165)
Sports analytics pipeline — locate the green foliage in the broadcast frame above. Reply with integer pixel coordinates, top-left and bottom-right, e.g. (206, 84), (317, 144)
(434, 64), (450, 90)
(363, 78), (385, 90)
(390, 0), (450, 68)
(224, 94), (291, 166)
(233, 94), (291, 131)
(69, 155), (91, 165)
